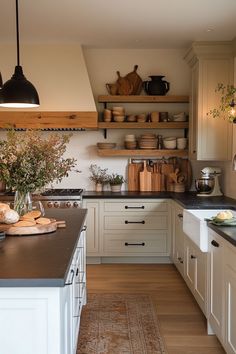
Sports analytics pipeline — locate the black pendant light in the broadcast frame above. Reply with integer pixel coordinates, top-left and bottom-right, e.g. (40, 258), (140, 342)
(0, 0), (40, 108)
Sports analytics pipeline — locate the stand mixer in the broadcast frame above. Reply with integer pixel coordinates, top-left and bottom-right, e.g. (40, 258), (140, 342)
(195, 167), (223, 197)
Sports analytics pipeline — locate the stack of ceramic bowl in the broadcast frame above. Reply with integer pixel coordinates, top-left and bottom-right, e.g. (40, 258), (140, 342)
(112, 106), (125, 122)
(136, 113), (147, 123)
(103, 109), (112, 122)
(163, 137), (177, 149)
(124, 134), (137, 149)
(138, 134), (157, 149)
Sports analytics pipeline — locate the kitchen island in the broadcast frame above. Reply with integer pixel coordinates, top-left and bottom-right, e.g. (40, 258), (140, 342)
(0, 208), (87, 354)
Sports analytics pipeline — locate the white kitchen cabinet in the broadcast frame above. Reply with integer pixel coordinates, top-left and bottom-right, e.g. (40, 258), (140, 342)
(184, 42), (234, 161)
(184, 236), (207, 315)
(206, 227), (236, 354)
(224, 242), (236, 354)
(83, 200), (100, 255)
(207, 229), (224, 343)
(0, 231), (86, 354)
(83, 198), (171, 263)
(171, 202), (185, 277)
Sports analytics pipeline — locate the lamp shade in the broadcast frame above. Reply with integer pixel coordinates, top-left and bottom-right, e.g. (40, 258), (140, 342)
(0, 66), (39, 108)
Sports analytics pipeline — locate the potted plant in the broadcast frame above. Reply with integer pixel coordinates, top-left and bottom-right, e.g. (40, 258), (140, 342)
(89, 164), (108, 192)
(0, 129), (76, 215)
(108, 173), (125, 192)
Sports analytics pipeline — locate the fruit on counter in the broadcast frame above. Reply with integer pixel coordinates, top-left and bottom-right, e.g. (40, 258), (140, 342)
(0, 203), (20, 224)
(215, 210), (233, 221)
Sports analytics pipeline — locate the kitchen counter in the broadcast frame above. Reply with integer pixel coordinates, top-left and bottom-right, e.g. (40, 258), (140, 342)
(0, 208), (87, 287)
(208, 222), (236, 247)
(83, 191), (236, 209)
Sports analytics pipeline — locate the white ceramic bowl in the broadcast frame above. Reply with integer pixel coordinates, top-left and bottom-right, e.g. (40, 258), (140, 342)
(177, 137), (188, 149)
(163, 137), (177, 149)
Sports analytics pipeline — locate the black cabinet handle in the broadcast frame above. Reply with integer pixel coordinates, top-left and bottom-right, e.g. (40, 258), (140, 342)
(211, 240), (219, 248)
(178, 257), (183, 264)
(178, 213), (183, 218)
(125, 242), (145, 246)
(125, 220), (145, 224)
(125, 205), (145, 209)
(65, 269), (75, 285)
(191, 255), (196, 259)
(81, 225), (87, 232)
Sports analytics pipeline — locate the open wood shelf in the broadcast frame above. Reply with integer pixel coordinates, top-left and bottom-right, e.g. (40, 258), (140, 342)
(98, 95), (189, 103)
(97, 148), (189, 157)
(98, 121), (188, 129)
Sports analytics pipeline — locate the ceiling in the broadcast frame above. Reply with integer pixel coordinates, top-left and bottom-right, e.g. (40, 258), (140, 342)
(0, 0), (236, 49)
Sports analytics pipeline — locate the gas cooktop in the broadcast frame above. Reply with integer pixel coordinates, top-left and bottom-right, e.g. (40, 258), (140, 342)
(41, 188), (83, 196)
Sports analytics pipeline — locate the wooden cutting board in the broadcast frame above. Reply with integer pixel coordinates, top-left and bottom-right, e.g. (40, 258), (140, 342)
(128, 162), (143, 191)
(0, 219), (59, 236)
(160, 162), (174, 191)
(139, 161), (152, 191)
(152, 163), (161, 191)
(178, 158), (193, 191)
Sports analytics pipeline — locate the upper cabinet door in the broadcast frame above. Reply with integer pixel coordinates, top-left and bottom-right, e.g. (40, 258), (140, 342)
(185, 42), (234, 161)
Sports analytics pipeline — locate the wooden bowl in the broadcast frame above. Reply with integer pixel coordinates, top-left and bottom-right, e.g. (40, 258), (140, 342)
(97, 142), (116, 149)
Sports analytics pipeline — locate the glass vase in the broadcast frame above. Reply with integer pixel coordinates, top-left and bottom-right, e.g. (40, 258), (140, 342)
(14, 191), (32, 216)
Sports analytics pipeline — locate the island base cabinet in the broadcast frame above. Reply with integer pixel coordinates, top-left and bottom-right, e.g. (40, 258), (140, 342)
(224, 245), (236, 354)
(0, 287), (70, 354)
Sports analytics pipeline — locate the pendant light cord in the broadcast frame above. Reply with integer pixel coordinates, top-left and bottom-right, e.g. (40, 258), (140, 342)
(15, 0), (20, 66)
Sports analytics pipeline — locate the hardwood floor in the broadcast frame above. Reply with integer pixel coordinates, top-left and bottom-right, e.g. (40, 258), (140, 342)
(86, 263), (226, 354)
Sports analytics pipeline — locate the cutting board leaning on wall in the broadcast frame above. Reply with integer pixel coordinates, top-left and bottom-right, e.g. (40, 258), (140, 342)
(127, 158), (192, 192)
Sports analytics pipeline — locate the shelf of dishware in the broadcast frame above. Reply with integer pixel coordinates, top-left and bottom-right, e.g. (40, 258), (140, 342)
(97, 148), (189, 157)
(98, 95), (189, 104)
(98, 121), (189, 129)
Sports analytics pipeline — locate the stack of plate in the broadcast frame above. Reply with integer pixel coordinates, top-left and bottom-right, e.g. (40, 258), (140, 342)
(138, 134), (157, 149)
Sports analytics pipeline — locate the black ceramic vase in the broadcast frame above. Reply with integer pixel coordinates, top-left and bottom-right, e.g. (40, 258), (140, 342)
(143, 75), (170, 95)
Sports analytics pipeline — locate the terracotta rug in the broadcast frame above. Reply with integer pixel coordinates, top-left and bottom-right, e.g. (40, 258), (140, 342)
(77, 293), (167, 354)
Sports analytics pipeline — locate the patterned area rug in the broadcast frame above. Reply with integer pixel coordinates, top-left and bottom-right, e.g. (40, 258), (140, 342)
(77, 293), (166, 354)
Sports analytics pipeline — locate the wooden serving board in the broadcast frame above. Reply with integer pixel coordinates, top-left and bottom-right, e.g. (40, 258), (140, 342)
(128, 162), (143, 191)
(139, 161), (152, 191)
(0, 219), (58, 236)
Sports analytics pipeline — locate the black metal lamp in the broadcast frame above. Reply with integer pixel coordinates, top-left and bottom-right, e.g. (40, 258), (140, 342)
(0, 0), (40, 108)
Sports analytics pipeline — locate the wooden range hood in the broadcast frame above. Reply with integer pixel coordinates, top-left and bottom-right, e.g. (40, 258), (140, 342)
(0, 111), (98, 130)
(0, 44), (98, 130)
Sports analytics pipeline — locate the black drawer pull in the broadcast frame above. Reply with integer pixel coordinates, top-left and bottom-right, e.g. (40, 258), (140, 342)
(125, 206), (145, 209)
(81, 225), (87, 232)
(211, 240), (219, 248)
(178, 213), (183, 218)
(125, 220), (145, 224)
(125, 242), (145, 246)
(65, 269), (75, 286)
(178, 257), (183, 263)
(190, 254), (196, 259)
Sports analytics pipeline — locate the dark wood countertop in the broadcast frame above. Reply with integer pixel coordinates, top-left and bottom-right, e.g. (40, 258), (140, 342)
(0, 208), (87, 287)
